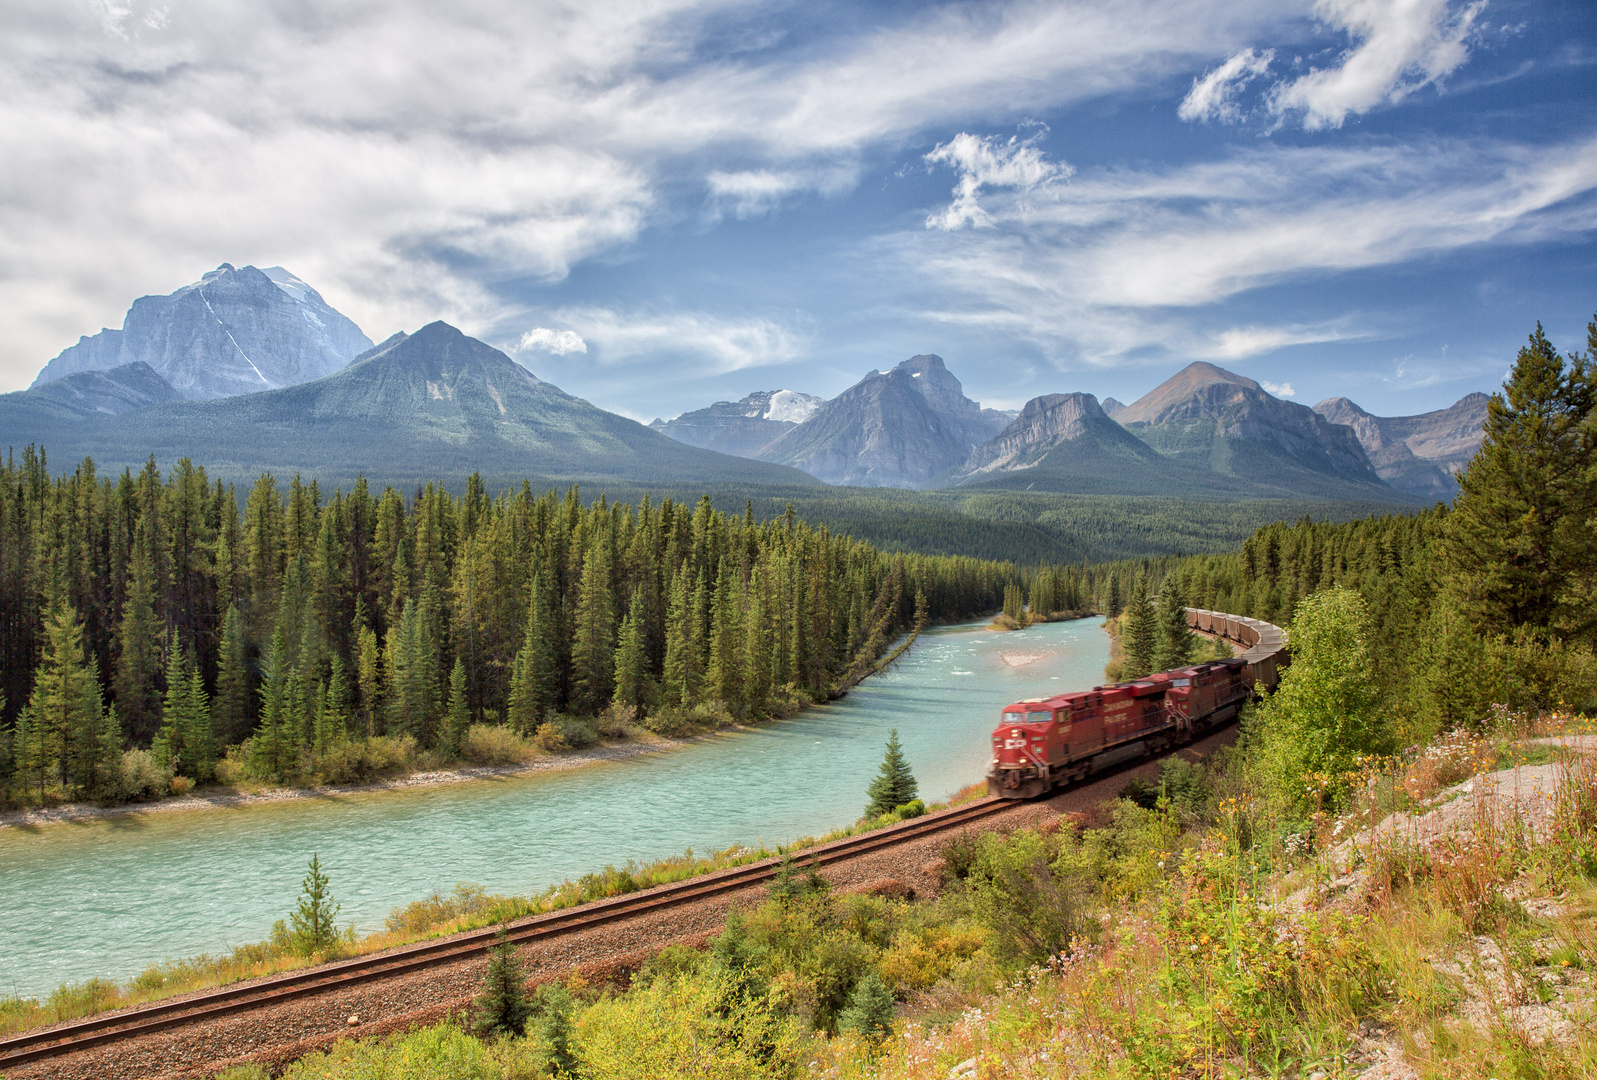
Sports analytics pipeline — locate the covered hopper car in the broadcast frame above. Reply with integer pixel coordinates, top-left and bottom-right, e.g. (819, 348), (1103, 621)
(986, 608), (1288, 799)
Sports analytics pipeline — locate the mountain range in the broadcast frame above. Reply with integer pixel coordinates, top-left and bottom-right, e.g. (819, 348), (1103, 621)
(3, 264), (1488, 503)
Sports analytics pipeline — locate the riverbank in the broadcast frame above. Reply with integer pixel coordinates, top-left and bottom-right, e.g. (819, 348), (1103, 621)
(0, 730), (703, 832)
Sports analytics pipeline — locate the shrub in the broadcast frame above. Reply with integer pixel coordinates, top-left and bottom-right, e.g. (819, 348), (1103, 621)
(595, 702), (640, 739)
(532, 721), (568, 753)
(461, 724), (532, 765)
(894, 798), (926, 820)
(385, 883), (496, 937)
(312, 735), (417, 785)
(47, 978), (119, 1019)
(117, 749), (171, 802)
(169, 775), (194, 796)
(554, 716), (598, 749)
(960, 828), (1094, 964)
(642, 702), (734, 737)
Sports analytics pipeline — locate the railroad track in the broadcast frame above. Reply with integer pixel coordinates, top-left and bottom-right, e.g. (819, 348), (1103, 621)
(0, 795), (1013, 1071)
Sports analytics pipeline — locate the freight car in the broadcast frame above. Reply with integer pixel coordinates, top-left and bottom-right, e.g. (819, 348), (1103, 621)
(986, 608), (1288, 799)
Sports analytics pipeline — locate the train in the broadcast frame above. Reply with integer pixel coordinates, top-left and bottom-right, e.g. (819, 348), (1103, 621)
(986, 608), (1289, 799)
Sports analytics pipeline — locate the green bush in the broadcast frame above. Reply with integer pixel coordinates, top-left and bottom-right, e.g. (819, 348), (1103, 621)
(460, 725), (532, 765)
(642, 702), (734, 737)
(385, 883), (497, 937)
(959, 827), (1094, 965)
(115, 749), (171, 802)
(893, 798), (926, 819)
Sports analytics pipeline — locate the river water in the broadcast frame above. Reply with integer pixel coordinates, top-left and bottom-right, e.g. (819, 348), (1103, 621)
(0, 617), (1108, 1000)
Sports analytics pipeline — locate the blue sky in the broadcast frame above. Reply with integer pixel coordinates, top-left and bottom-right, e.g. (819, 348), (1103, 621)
(2, 0), (1593, 420)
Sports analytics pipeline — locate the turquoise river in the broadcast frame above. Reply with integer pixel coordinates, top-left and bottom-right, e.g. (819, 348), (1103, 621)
(0, 617), (1109, 1001)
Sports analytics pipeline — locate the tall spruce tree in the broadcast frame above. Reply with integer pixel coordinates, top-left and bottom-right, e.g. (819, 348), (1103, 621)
(864, 729), (918, 817)
(612, 589), (651, 712)
(660, 566), (700, 706)
(1443, 318), (1597, 641)
(507, 572), (557, 732)
(1152, 575), (1194, 672)
(1121, 573), (1156, 680)
(213, 603), (251, 746)
(26, 597), (118, 800)
(445, 657), (471, 756)
(114, 536), (162, 744)
(570, 535), (616, 714)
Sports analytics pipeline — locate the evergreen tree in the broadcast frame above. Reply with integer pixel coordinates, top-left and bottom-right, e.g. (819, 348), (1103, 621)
(1443, 319), (1597, 641)
(1152, 574), (1193, 672)
(1105, 573), (1123, 618)
(114, 536), (162, 744)
(613, 589), (651, 712)
(660, 567), (700, 706)
(838, 971), (895, 1041)
(445, 657), (471, 756)
(154, 645), (211, 778)
(1121, 574), (1156, 680)
(707, 560), (743, 712)
(473, 927), (532, 1037)
(570, 536), (616, 714)
(507, 572), (557, 733)
(27, 597), (118, 800)
(355, 619), (382, 736)
(289, 853), (341, 956)
(317, 655), (351, 753)
(864, 729), (918, 817)
(250, 628), (292, 780)
(213, 603), (252, 746)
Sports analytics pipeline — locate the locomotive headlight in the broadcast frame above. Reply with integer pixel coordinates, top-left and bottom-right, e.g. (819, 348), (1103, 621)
(1010, 729), (1021, 737)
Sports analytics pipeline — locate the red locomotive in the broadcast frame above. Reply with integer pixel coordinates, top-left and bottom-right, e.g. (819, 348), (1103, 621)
(986, 609), (1287, 799)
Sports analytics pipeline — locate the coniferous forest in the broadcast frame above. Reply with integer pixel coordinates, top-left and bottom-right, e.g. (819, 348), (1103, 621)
(0, 458), (1088, 806)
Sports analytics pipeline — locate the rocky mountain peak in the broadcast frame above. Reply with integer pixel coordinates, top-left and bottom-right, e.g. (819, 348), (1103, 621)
(31, 263), (373, 400)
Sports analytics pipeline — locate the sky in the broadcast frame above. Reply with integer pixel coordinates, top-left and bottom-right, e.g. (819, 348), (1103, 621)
(2, 0), (1594, 421)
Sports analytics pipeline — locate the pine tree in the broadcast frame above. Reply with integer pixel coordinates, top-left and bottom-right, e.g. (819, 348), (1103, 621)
(317, 655), (351, 753)
(251, 628), (292, 780)
(570, 536), (616, 714)
(1152, 575), (1193, 672)
(213, 603), (252, 746)
(1121, 574), (1156, 680)
(355, 619), (381, 736)
(445, 657), (471, 756)
(707, 560), (743, 712)
(27, 597), (117, 799)
(473, 927), (532, 1037)
(289, 853), (341, 957)
(612, 589), (651, 712)
(507, 572), (558, 733)
(660, 567), (700, 706)
(1105, 573), (1123, 618)
(838, 970), (895, 1041)
(114, 536), (162, 745)
(864, 729), (918, 817)
(1443, 319), (1597, 641)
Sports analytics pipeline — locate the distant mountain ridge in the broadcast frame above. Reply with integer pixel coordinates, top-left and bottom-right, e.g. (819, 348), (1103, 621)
(756, 355), (1010, 487)
(1, 322), (820, 490)
(32, 264), (372, 400)
(649, 389), (823, 458)
(1313, 393), (1489, 498)
(1109, 362), (1385, 495)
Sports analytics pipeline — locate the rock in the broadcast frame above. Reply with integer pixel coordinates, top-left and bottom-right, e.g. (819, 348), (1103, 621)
(346, 1014), (360, 1025)
(948, 1057), (977, 1079)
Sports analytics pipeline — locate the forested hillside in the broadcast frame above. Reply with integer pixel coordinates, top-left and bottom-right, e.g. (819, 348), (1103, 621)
(1102, 319), (1597, 737)
(0, 456), (1042, 806)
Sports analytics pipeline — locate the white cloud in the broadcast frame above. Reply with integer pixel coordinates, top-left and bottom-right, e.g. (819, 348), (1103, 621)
(1269, 0), (1485, 129)
(1179, 48), (1275, 123)
(925, 132), (1072, 230)
(0, 0), (1293, 387)
(517, 328), (588, 355)
(878, 133), (1597, 369)
(1261, 379), (1296, 396)
(541, 307), (807, 375)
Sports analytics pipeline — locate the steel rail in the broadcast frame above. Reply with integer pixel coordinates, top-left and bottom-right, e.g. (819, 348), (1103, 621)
(0, 796), (1010, 1070)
